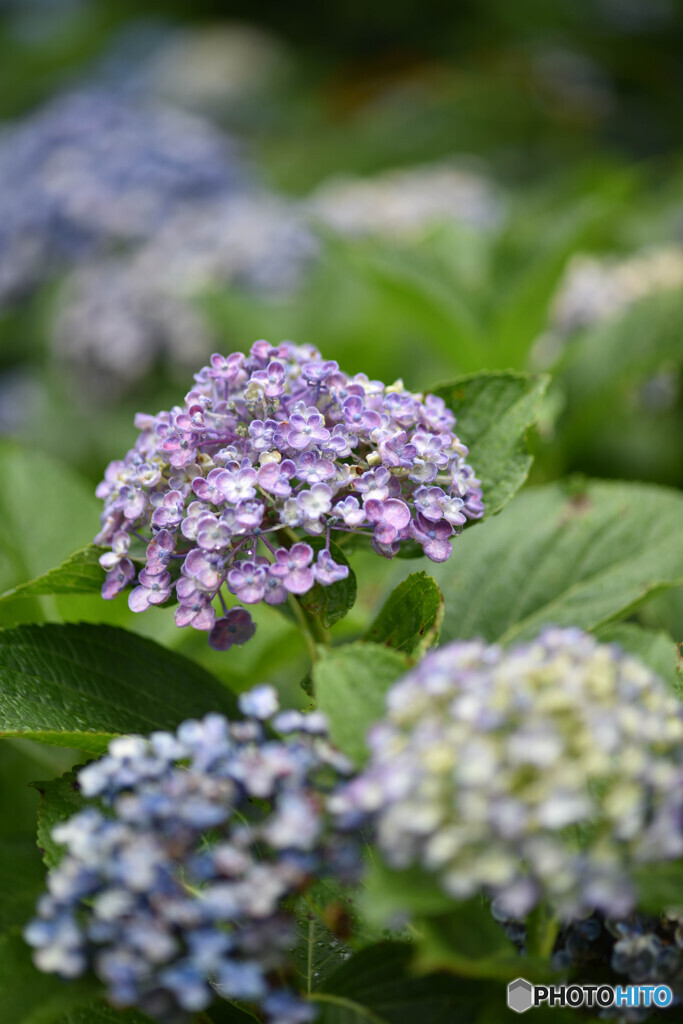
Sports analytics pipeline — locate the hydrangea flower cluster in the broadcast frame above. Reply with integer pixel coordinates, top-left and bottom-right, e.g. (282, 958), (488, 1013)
(0, 89), (244, 303)
(307, 160), (503, 239)
(53, 198), (317, 400)
(25, 686), (356, 1023)
(533, 245), (683, 371)
(331, 628), (683, 921)
(95, 341), (483, 648)
(549, 247), (683, 339)
(495, 907), (683, 1021)
(107, 23), (291, 116)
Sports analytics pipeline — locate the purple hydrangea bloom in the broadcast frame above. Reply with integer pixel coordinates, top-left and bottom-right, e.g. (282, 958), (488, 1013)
(269, 542), (315, 595)
(332, 496), (366, 527)
(128, 570), (173, 612)
(410, 512), (454, 562)
(251, 360), (286, 398)
(25, 692), (359, 1022)
(150, 489), (185, 529)
(98, 529), (130, 571)
(174, 581), (215, 631)
(312, 550), (349, 585)
(295, 452), (336, 484)
(364, 498), (411, 545)
(95, 342), (483, 648)
(341, 395), (382, 432)
(257, 459), (296, 496)
(227, 560), (267, 604)
(101, 557), (136, 600)
(287, 407), (331, 450)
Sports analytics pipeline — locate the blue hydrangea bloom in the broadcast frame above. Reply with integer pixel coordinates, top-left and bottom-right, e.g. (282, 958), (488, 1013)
(25, 689), (357, 1022)
(0, 88), (244, 303)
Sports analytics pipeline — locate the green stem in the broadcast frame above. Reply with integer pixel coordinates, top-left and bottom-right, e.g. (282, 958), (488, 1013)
(288, 596), (319, 664)
(526, 903), (559, 960)
(539, 915), (560, 959)
(306, 608), (332, 646)
(277, 527), (333, 663)
(307, 916), (315, 995)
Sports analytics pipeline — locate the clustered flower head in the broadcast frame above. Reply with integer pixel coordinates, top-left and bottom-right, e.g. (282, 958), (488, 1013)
(307, 160), (503, 239)
(0, 89), (243, 304)
(25, 686), (356, 1023)
(495, 907), (683, 1021)
(95, 341), (483, 648)
(331, 628), (683, 921)
(53, 197), (317, 401)
(549, 246), (683, 339)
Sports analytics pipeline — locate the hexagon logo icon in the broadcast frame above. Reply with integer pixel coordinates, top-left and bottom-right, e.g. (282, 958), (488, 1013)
(508, 978), (533, 1013)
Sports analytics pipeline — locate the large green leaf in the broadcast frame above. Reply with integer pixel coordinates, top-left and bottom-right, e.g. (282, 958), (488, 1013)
(594, 623), (680, 693)
(312, 942), (497, 1024)
(0, 841), (44, 930)
(435, 480), (683, 645)
(0, 443), (99, 599)
(313, 644), (408, 766)
(33, 771), (85, 869)
(0, 623), (238, 753)
(432, 371), (549, 517)
(0, 548), (104, 603)
(633, 860), (683, 915)
(556, 290), (683, 485)
(56, 1003), (151, 1024)
(364, 572), (443, 657)
(362, 861), (455, 926)
(290, 880), (375, 995)
(414, 912), (552, 987)
(0, 931), (98, 1024)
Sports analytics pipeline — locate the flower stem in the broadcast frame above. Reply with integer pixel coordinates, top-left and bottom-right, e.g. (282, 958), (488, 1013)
(288, 596), (319, 664)
(526, 903), (559, 960)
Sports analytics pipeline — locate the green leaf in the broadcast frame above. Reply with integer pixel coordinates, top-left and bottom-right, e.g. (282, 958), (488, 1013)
(413, 904), (519, 979)
(298, 539), (357, 629)
(435, 480), (683, 646)
(56, 1002), (151, 1024)
(0, 623), (238, 753)
(0, 548), (104, 603)
(594, 623), (681, 693)
(313, 644), (408, 766)
(362, 860), (455, 927)
(313, 942), (495, 1024)
(432, 371), (549, 516)
(0, 841), (45, 929)
(203, 1003), (260, 1024)
(0, 931), (98, 1024)
(556, 290), (683, 486)
(364, 573), (443, 657)
(633, 860), (683, 914)
(291, 881), (362, 994)
(0, 443), (99, 598)
(343, 238), (487, 373)
(33, 771), (85, 869)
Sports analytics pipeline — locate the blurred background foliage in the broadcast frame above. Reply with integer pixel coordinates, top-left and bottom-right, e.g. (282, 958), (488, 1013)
(0, 0), (682, 787)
